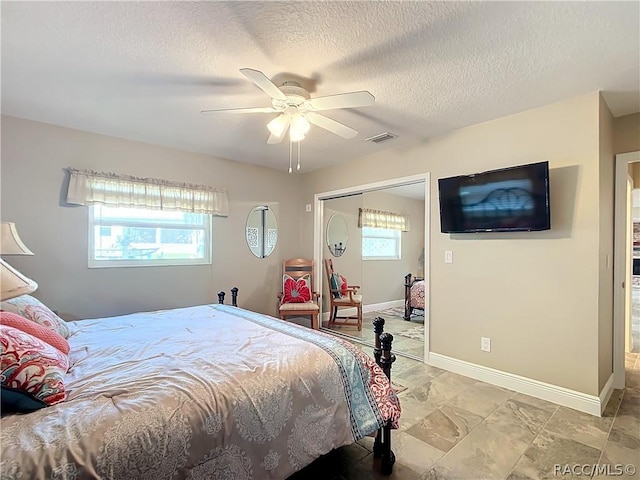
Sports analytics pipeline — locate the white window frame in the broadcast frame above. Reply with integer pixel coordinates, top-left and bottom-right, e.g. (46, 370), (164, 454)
(88, 205), (212, 268)
(361, 226), (402, 260)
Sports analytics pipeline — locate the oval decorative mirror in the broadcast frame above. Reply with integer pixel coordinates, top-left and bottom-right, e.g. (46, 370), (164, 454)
(326, 213), (348, 257)
(246, 205), (278, 258)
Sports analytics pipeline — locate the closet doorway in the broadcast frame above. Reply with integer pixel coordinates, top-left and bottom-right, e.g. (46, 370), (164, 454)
(313, 174), (430, 361)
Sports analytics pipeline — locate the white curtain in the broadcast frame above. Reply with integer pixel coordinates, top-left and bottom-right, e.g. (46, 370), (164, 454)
(66, 169), (229, 216)
(358, 208), (409, 231)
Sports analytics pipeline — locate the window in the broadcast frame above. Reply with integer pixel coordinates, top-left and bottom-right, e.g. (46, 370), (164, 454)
(362, 227), (401, 260)
(89, 205), (211, 268)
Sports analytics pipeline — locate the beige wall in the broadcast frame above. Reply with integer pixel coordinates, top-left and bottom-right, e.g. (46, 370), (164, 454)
(300, 92), (603, 395)
(614, 113), (640, 154)
(598, 95), (615, 391)
(0, 115), (301, 319)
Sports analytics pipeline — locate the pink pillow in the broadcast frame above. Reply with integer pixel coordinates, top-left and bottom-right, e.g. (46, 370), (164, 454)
(0, 295), (70, 338)
(0, 311), (69, 355)
(339, 274), (348, 296)
(282, 274), (312, 303)
(1, 325), (69, 406)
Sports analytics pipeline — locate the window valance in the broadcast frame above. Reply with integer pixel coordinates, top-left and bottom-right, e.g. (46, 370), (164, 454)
(358, 208), (409, 231)
(65, 168), (229, 216)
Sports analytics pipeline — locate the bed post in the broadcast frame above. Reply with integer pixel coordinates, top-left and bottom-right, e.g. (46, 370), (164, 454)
(378, 332), (396, 475)
(404, 273), (412, 321)
(372, 317), (385, 366)
(372, 317), (396, 475)
(217, 291), (225, 304)
(372, 317), (385, 461)
(231, 287), (239, 307)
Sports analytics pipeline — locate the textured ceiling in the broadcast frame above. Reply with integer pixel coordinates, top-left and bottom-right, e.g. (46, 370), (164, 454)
(1, 1), (639, 173)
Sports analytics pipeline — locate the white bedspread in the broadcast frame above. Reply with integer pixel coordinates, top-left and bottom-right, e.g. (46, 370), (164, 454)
(1, 304), (400, 480)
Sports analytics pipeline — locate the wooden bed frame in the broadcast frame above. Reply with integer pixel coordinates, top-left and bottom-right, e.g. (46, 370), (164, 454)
(217, 288), (397, 476)
(404, 273), (424, 321)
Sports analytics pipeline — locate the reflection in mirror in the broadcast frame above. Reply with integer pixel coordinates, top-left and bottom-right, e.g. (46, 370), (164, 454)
(321, 181), (426, 360)
(246, 205), (277, 258)
(326, 213), (349, 257)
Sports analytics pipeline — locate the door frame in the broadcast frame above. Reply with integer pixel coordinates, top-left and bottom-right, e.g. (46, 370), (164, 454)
(613, 150), (640, 388)
(313, 173), (431, 362)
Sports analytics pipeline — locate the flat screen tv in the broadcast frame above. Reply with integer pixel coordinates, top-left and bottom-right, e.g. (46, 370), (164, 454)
(438, 161), (550, 233)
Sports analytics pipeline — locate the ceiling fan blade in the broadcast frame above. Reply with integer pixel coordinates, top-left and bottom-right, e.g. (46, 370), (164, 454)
(307, 112), (358, 139)
(305, 91), (375, 111)
(240, 68), (287, 101)
(200, 107), (278, 114)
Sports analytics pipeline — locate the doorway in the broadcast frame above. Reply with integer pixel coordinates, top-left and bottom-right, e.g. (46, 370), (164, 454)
(613, 151), (640, 388)
(630, 191), (640, 353)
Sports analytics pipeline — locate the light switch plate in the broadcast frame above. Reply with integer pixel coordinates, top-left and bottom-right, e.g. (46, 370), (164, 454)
(305, 204), (312, 212)
(444, 250), (453, 263)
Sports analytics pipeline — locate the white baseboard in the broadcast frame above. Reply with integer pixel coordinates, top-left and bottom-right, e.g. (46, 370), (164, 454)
(364, 299), (404, 313)
(598, 374), (615, 416)
(429, 352), (607, 417)
(321, 299), (404, 322)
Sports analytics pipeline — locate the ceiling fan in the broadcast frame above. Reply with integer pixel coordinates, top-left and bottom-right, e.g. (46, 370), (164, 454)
(201, 68), (375, 144)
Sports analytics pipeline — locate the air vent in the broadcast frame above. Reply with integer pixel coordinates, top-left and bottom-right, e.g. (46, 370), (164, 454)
(365, 132), (398, 144)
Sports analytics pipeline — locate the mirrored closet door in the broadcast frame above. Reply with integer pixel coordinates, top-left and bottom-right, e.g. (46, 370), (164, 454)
(319, 178), (427, 359)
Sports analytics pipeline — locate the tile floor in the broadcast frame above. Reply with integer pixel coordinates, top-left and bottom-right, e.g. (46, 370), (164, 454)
(288, 352), (640, 480)
(325, 308), (425, 358)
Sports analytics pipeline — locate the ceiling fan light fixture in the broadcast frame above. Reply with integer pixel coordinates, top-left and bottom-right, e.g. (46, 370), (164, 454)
(289, 128), (305, 142)
(289, 113), (310, 143)
(267, 115), (289, 137)
(291, 114), (310, 135)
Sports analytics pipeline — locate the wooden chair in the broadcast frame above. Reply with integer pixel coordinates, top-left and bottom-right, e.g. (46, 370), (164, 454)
(277, 258), (320, 330)
(323, 258), (362, 330)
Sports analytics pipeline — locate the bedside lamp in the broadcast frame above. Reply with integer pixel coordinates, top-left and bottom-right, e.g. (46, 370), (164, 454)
(0, 222), (38, 301)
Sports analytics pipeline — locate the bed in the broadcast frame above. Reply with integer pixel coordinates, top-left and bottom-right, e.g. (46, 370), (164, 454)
(404, 273), (425, 321)
(0, 290), (400, 479)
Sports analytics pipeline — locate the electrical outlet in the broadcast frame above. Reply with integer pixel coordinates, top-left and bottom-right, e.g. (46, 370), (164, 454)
(481, 337), (491, 352)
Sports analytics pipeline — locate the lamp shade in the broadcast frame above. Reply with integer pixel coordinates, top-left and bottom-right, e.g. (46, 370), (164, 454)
(289, 114), (310, 142)
(1, 222), (34, 255)
(0, 259), (38, 301)
(267, 115), (290, 138)
(291, 115), (310, 135)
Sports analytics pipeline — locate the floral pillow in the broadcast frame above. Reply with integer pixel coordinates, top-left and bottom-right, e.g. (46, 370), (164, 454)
(0, 295), (70, 339)
(282, 274), (312, 303)
(1, 325), (69, 411)
(0, 311), (70, 355)
(330, 273), (349, 298)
